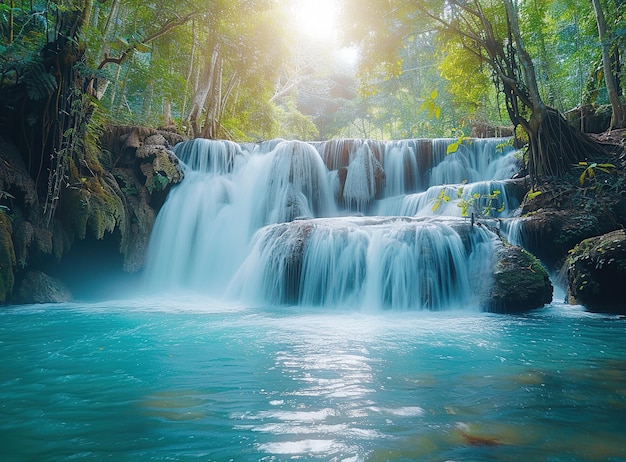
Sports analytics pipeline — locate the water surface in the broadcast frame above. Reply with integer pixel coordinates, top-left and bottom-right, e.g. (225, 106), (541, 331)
(1, 299), (625, 461)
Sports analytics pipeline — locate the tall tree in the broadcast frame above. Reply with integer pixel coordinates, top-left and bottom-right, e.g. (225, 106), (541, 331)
(591, 0), (626, 128)
(343, 0), (605, 183)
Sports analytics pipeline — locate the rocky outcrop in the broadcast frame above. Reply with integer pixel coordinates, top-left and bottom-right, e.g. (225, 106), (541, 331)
(104, 127), (184, 271)
(486, 240), (553, 313)
(15, 271), (72, 304)
(0, 126), (185, 304)
(515, 209), (618, 269)
(567, 229), (626, 314)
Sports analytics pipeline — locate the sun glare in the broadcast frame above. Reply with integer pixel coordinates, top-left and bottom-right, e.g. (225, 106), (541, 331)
(291, 0), (338, 39)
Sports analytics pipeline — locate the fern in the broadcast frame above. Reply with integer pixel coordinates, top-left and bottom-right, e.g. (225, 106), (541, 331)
(24, 63), (57, 101)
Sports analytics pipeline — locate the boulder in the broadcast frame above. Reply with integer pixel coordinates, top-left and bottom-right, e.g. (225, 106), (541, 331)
(15, 271), (72, 304)
(567, 229), (626, 314)
(486, 240), (553, 313)
(515, 209), (617, 269)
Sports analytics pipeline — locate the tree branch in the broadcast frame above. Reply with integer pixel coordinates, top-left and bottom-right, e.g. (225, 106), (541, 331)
(97, 12), (198, 70)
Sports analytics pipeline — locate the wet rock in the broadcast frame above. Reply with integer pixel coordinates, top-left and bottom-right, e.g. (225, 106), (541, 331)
(486, 240), (553, 313)
(0, 212), (16, 303)
(516, 209), (617, 269)
(567, 229), (626, 314)
(15, 271), (72, 304)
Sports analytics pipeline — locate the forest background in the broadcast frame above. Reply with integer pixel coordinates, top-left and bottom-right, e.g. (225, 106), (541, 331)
(1, 0), (624, 144)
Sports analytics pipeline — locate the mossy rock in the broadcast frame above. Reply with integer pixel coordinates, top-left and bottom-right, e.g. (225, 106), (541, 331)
(486, 240), (553, 313)
(517, 209), (617, 269)
(112, 167), (156, 272)
(15, 271), (72, 304)
(0, 212), (16, 303)
(567, 229), (626, 314)
(139, 147), (183, 193)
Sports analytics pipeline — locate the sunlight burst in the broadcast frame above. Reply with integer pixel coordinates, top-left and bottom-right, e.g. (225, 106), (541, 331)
(291, 0), (339, 39)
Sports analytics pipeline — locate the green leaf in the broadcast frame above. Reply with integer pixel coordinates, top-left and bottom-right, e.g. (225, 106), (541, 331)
(527, 190), (542, 200)
(135, 42), (152, 53)
(446, 141), (460, 154)
(579, 169), (587, 185)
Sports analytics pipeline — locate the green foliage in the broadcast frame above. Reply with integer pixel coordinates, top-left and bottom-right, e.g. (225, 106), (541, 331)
(147, 172), (169, 193)
(455, 188), (506, 218)
(446, 133), (470, 155)
(24, 63), (58, 100)
(431, 188), (451, 213)
(576, 161), (617, 187)
(437, 38), (493, 114)
(496, 138), (515, 153)
(418, 90), (441, 120)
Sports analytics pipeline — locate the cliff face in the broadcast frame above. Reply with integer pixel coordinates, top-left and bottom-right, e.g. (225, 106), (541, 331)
(0, 126), (185, 303)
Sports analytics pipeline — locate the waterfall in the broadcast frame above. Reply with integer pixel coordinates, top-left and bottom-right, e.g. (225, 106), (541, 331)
(144, 137), (522, 309)
(376, 180), (520, 218)
(227, 217), (496, 310)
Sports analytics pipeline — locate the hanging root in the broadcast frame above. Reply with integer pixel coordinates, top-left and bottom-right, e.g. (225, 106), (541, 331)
(535, 108), (607, 178)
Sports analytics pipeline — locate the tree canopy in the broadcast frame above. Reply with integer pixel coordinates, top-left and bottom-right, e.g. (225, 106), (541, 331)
(1, 0), (624, 170)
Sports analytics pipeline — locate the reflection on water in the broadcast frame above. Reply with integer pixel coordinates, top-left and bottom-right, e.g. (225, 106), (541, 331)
(1, 299), (625, 461)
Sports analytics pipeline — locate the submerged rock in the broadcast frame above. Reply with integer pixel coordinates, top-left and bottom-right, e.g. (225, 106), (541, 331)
(15, 271), (72, 304)
(486, 240), (553, 313)
(567, 229), (626, 314)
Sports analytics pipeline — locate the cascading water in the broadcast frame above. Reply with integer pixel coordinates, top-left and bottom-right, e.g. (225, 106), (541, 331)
(144, 136), (521, 310)
(226, 217), (496, 310)
(10, 135), (624, 461)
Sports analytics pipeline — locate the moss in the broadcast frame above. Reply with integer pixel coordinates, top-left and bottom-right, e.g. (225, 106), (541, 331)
(84, 174), (126, 240)
(139, 147), (183, 193)
(567, 230), (626, 313)
(0, 212), (16, 303)
(488, 241), (552, 313)
(60, 188), (90, 240)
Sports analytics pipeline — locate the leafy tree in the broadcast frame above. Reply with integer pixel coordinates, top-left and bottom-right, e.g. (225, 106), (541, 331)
(342, 0), (607, 184)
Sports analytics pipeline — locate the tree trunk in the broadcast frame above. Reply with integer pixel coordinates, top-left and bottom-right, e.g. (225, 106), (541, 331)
(201, 56), (223, 139)
(9, 0), (14, 44)
(501, 0), (605, 182)
(186, 43), (220, 138)
(591, 0), (626, 128)
(181, 19), (197, 122)
(161, 98), (173, 128)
